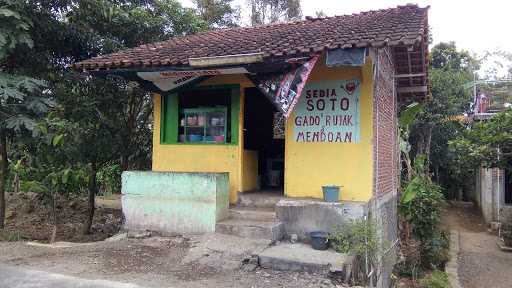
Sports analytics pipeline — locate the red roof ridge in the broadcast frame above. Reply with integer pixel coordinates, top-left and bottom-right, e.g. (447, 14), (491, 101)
(170, 4), (429, 36)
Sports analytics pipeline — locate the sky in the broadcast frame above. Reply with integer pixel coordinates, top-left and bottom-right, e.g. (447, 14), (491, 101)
(179, 0), (511, 55)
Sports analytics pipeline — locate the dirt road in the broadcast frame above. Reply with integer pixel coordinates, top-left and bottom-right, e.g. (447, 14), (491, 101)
(0, 234), (336, 288)
(444, 202), (512, 288)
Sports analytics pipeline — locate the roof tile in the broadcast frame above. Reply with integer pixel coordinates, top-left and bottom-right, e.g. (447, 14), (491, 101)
(74, 4), (428, 70)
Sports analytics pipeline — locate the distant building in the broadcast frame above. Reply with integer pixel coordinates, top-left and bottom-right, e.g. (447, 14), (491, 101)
(471, 80), (512, 224)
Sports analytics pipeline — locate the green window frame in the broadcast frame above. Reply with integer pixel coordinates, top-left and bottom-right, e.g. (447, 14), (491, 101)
(160, 85), (240, 145)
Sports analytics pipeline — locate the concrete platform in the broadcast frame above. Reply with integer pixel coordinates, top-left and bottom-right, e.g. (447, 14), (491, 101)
(275, 199), (366, 240)
(238, 191), (286, 208)
(229, 206), (276, 221)
(257, 243), (352, 275)
(215, 218), (283, 242)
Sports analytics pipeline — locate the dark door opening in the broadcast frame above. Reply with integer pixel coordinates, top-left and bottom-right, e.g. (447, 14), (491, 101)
(244, 88), (285, 193)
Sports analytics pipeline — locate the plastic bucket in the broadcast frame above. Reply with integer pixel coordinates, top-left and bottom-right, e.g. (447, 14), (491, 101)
(322, 185), (340, 202)
(188, 134), (203, 142)
(310, 231), (329, 250)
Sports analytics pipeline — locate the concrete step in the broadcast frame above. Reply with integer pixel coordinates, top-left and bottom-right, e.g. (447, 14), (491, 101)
(215, 218), (284, 242)
(238, 191), (286, 208)
(229, 207), (276, 221)
(257, 243), (353, 275)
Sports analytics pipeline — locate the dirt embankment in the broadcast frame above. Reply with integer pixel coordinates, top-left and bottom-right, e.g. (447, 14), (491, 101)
(1, 191), (122, 243)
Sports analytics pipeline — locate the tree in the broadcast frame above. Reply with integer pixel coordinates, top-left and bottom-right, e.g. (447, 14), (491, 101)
(450, 108), (512, 171)
(406, 42), (479, 199)
(0, 1), (51, 229)
(248, 0), (302, 26)
(193, 0), (240, 28)
(1, 0), (206, 233)
(315, 10), (327, 18)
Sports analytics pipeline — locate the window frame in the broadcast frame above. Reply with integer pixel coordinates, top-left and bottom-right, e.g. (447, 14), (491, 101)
(160, 84), (240, 145)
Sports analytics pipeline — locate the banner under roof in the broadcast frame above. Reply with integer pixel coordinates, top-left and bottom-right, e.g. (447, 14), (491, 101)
(249, 55), (319, 118)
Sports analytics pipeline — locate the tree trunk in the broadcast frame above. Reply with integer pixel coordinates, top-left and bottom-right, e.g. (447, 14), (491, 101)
(120, 155), (128, 173)
(402, 151), (413, 182)
(424, 124), (433, 165)
(83, 162), (97, 235)
(435, 165), (440, 184)
(0, 131), (7, 229)
(50, 192), (57, 243)
(13, 173), (20, 194)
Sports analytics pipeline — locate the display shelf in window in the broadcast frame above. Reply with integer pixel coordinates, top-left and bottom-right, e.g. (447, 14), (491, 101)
(179, 107), (227, 143)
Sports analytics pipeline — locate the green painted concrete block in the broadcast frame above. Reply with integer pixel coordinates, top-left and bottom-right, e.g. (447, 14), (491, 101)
(122, 171), (229, 234)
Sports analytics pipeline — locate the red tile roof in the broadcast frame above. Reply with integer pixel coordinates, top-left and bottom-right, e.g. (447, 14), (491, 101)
(74, 4), (429, 70)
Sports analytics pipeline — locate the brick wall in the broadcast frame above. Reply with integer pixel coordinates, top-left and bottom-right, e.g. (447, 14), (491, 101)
(372, 48), (398, 196)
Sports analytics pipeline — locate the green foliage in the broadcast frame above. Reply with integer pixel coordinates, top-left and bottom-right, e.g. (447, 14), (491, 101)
(399, 102), (423, 130)
(0, 72), (49, 132)
(420, 270), (451, 288)
(329, 218), (381, 285)
(0, 230), (21, 242)
(399, 103), (424, 181)
(406, 42), (478, 199)
(0, 0), (33, 59)
(249, 0), (302, 25)
(194, 0), (240, 28)
(20, 180), (48, 194)
(501, 213), (512, 245)
(400, 175), (445, 241)
(450, 109), (512, 170)
(400, 156), (449, 269)
(330, 218), (379, 256)
(97, 162), (121, 195)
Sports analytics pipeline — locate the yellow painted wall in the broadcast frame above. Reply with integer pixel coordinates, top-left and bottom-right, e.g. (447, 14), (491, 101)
(152, 57), (374, 203)
(242, 150), (258, 192)
(284, 58), (374, 202)
(152, 74), (253, 203)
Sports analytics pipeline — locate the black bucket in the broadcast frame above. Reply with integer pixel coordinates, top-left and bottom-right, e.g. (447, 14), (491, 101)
(310, 231), (329, 250)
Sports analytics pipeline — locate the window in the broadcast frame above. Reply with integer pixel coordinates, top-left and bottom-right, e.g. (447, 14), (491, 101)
(160, 86), (239, 144)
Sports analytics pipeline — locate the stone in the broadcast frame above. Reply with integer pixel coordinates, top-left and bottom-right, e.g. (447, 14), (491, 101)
(22, 203), (34, 214)
(257, 243), (351, 275)
(241, 263), (258, 272)
(105, 233), (127, 242)
(127, 230), (151, 239)
(215, 218), (283, 241)
(5, 209), (16, 219)
(490, 221), (501, 231)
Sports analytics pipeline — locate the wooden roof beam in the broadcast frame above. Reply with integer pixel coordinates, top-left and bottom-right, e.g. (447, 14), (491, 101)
(397, 85), (428, 94)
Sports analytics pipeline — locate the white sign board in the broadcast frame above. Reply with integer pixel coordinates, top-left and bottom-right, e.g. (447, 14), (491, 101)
(293, 79), (360, 143)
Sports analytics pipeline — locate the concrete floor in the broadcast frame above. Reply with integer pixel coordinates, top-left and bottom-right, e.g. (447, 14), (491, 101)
(0, 234), (338, 288)
(444, 202), (512, 288)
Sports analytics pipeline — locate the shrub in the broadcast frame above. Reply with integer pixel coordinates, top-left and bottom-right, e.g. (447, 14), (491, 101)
(420, 270), (451, 288)
(421, 230), (450, 269)
(0, 230), (21, 242)
(20, 180), (48, 194)
(97, 162), (122, 195)
(329, 218), (380, 285)
(501, 212), (512, 246)
(399, 156), (449, 269)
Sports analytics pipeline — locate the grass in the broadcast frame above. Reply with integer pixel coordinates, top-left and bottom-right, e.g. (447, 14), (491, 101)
(420, 270), (451, 288)
(0, 229), (22, 242)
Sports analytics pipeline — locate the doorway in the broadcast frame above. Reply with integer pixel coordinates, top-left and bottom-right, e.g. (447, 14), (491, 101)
(243, 88), (285, 194)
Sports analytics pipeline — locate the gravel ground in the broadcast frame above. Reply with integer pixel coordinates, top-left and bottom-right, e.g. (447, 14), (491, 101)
(0, 235), (339, 288)
(444, 202), (512, 288)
